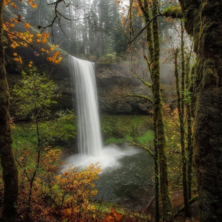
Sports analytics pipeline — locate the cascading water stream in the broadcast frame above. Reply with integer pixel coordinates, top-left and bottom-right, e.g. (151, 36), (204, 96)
(66, 55), (139, 171)
(69, 56), (103, 156)
(65, 56), (153, 206)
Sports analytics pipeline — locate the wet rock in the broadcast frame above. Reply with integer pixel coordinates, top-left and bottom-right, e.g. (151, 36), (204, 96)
(7, 54), (152, 116)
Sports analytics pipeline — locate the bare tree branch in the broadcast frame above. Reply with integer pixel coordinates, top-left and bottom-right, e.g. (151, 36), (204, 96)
(124, 93), (153, 104)
(127, 14), (160, 45)
(131, 142), (154, 158)
(131, 70), (152, 88)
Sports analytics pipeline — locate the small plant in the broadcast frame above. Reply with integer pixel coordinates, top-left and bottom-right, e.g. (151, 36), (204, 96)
(11, 67), (58, 221)
(11, 148), (101, 222)
(12, 67), (58, 119)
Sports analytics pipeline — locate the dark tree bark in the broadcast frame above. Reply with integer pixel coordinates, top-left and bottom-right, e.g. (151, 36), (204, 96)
(185, 55), (193, 201)
(152, 2), (173, 221)
(164, 1), (222, 221)
(180, 24), (190, 218)
(137, 0), (173, 221)
(0, 1), (18, 222)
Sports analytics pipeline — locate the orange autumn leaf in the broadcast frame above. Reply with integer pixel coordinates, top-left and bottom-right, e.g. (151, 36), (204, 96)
(53, 51), (60, 57)
(104, 215), (114, 222)
(14, 56), (22, 64)
(24, 23), (31, 29)
(42, 38), (47, 43)
(3, 1), (62, 66)
(11, 2), (19, 9)
(110, 207), (123, 221)
(31, 3), (37, 8)
(42, 32), (49, 38)
(104, 208), (123, 222)
(13, 18), (18, 24)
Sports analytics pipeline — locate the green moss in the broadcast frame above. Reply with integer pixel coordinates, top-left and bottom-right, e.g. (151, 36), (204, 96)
(104, 130), (153, 146)
(136, 130), (154, 145)
(101, 115), (153, 145)
(101, 115), (153, 140)
(202, 59), (219, 88)
(92, 201), (153, 220)
(12, 113), (76, 151)
(104, 137), (124, 144)
(163, 7), (183, 19)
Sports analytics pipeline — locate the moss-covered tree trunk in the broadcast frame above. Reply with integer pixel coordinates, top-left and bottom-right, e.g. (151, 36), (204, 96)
(180, 24), (190, 218)
(185, 55), (193, 201)
(164, 1), (222, 221)
(137, 0), (173, 221)
(175, 47), (190, 218)
(152, 1), (173, 221)
(0, 1), (18, 222)
(192, 2), (222, 220)
(153, 104), (160, 222)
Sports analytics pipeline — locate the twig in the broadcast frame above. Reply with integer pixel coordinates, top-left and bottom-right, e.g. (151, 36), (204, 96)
(131, 70), (152, 88)
(131, 142), (154, 158)
(124, 93), (153, 104)
(174, 195), (198, 218)
(3, 29), (41, 55)
(127, 14), (160, 45)
(142, 195), (155, 213)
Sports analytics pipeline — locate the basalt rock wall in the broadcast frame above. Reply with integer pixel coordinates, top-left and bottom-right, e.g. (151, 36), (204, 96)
(6, 52), (152, 118)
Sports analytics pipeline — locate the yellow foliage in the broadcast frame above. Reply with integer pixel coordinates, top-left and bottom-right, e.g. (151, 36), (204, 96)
(3, 0), (62, 66)
(14, 56), (22, 64)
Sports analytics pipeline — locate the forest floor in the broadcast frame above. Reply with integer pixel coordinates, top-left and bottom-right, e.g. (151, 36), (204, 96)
(8, 114), (198, 221)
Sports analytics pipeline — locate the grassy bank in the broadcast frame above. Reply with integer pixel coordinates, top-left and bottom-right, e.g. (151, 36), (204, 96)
(100, 115), (153, 145)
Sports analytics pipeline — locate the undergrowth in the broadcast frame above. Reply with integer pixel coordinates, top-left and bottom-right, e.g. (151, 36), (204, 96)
(101, 115), (153, 145)
(12, 112), (76, 152)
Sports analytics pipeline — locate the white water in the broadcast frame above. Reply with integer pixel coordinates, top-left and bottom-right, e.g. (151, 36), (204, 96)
(69, 56), (103, 156)
(68, 56), (139, 171)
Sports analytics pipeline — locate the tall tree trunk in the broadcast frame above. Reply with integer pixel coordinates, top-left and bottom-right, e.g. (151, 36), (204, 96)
(164, 1), (222, 221)
(180, 23), (190, 218)
(137, 0), (173, 220)
(0, 1), (18, 222)
(137, 1), (161, 220)
(193, 2), (222, 221)
(153, 107), (160, 222)
(185, 55), (193, 201)
(152, 2), (173, 221)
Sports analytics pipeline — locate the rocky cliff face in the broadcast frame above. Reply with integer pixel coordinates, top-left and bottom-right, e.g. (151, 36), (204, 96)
(7, 54), (152, 117)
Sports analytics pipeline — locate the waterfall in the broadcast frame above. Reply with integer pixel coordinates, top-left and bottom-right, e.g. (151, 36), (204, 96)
(69, 56), (103, 156)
